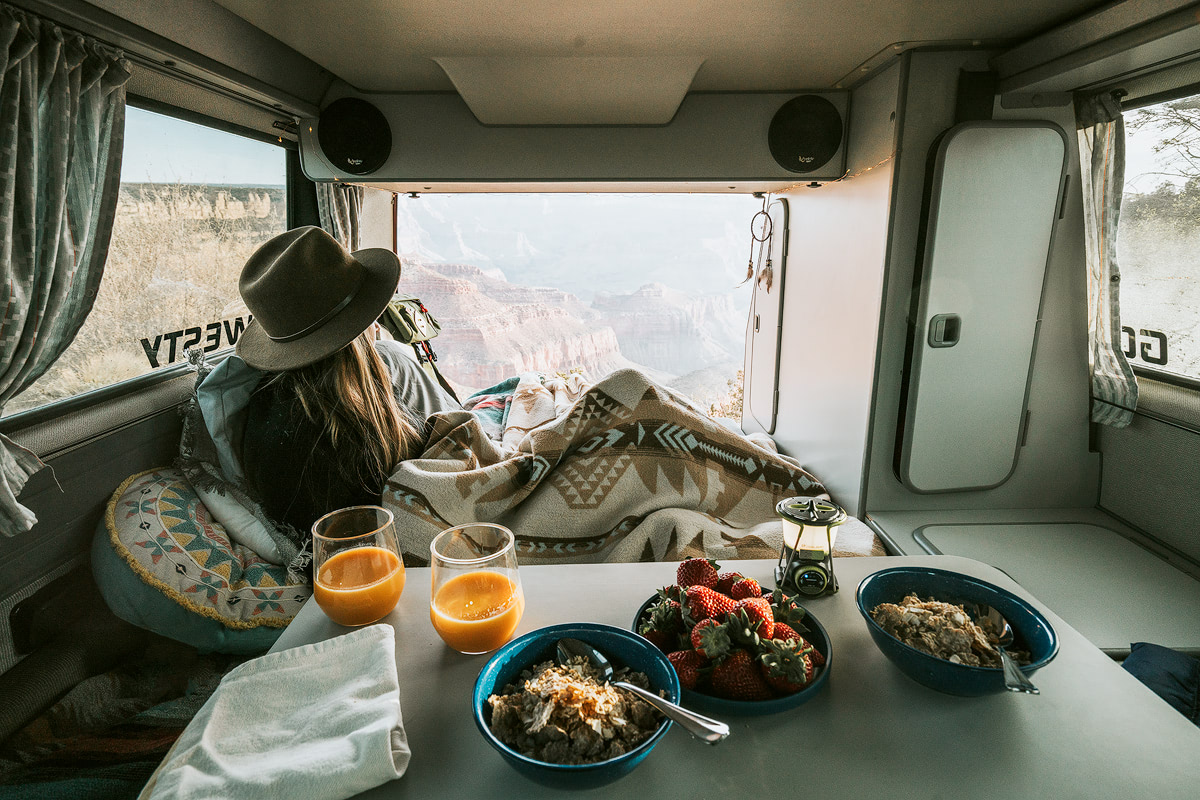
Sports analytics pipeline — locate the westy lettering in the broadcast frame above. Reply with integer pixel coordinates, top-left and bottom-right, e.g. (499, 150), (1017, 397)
(139, 315), (253, 368)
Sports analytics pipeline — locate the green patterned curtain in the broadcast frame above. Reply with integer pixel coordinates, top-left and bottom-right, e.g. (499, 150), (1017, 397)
(1076, 92), (1137, 428)
(316, 182), (364, 250)
(0, 4), (130, 535)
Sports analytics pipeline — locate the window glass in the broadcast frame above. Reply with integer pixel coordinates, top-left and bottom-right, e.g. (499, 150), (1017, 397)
(1120, 93), (1200, 382)
(393, 194), (757, 418)
(4, 106), (287, 417)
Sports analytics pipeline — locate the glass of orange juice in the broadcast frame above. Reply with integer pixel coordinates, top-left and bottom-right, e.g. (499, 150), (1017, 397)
(312, 506), (406, 627)
(429, 523), (524, 654)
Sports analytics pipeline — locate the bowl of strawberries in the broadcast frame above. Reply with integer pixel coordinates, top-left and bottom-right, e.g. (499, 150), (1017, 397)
(632, 558), (831, 715)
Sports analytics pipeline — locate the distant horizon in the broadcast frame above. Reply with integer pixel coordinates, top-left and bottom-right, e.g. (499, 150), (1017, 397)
(121, 181), (285, 189)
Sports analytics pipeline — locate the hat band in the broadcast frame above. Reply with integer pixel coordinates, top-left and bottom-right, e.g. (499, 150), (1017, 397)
(266, 273), (364, 343)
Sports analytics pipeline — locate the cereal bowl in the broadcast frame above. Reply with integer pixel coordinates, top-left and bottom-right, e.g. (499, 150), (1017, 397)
(472, 622), (679, 789)
(856, 566), (1059, 696)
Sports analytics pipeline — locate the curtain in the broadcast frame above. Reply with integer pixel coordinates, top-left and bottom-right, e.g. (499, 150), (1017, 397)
(316, 182), (364, 251)
(1076, 92), (1137, 428)
(0, 4), (130, 535)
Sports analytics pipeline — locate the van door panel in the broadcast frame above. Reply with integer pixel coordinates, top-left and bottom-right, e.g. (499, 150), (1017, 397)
(899, 122), (1067, 492)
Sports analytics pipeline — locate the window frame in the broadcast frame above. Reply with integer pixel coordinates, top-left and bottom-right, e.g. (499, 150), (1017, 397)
(0, 98), (308, 428)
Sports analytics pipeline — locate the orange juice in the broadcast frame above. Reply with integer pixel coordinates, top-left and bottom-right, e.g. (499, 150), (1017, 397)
(430, 571), (524, 654)
(314, 546), (405, 626)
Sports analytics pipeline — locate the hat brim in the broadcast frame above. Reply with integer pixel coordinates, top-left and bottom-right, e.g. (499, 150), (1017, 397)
(236, 246), (401, 371)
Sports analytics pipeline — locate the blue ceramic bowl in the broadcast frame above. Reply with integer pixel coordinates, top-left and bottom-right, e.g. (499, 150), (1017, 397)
(632, 594), (832, 716)
(856, 566), (1059, 696)
(473, 622), (679, 789)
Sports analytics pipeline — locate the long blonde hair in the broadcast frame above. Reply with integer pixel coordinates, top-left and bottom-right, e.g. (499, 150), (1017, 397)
(268, 330), (422, 491)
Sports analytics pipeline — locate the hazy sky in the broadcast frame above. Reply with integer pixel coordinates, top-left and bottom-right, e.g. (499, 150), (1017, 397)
(1124, 126), (1172, 193)
(121, 106), (286, 185)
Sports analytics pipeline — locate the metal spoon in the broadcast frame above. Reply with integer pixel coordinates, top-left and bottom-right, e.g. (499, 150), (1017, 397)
(555, 638), (730, 744)
(968, 603), (1039, 695)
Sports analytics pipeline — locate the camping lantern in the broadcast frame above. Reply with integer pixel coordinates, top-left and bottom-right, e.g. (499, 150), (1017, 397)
(775, 497), (847, 597)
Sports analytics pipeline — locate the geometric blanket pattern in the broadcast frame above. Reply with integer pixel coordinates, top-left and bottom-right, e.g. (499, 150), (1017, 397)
(384, 369), (865, 567)
(105, 469), (311, 627)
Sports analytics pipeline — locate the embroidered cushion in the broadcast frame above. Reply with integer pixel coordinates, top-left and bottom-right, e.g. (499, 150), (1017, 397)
(92, 468), (312, 654)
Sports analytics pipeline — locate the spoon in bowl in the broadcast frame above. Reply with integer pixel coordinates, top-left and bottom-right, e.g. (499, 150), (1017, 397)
(968, 603), (1039, 695)
(555, 638), (730, 744)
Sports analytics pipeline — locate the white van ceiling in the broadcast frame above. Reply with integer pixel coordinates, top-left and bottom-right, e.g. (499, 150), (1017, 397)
(213, 0), (1104, 123)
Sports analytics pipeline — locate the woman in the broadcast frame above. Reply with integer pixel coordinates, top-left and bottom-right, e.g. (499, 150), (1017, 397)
(234, 226), (459, 537)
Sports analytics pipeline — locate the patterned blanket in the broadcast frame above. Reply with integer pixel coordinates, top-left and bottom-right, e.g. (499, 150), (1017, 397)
(384, 369), (882, 566)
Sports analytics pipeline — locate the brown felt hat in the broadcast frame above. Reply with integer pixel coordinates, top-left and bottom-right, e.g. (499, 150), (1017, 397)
(236, 226), (400, 371)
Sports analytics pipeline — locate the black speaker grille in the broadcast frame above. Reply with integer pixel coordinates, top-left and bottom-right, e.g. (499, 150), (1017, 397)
(317, 97), (392, 176)
(767, 95), (843, 174)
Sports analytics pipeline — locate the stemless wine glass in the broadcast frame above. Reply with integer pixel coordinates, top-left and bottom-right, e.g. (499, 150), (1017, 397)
(429, 523), (524, 654)
(312, 505), (406, 627)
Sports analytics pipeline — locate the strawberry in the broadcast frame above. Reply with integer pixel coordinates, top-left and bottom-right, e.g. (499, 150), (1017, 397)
(771, 622), (801, 643)
(710, 649), (774, 701)
(729, 577), (761, 600)
(734, 596), (774, 640)
(690, 618), (732, 660)
(645, 596), (684, 634)
(808, 641), (826, 668)
(676, 557), (720, 589)
(667, 649), (708, 690)
(685, 585), (738, 621)
(640, 628), (676, 653)
(714, 571), (745, 595)
(769, 587), (809, 628)
(758, 638), (816, 695)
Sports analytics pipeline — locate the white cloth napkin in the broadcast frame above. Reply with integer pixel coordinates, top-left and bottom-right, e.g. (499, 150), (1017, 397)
(141, 624), (410, 800)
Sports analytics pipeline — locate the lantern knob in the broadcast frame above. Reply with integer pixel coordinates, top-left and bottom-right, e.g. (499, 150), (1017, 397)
(775, 497), (847, 526)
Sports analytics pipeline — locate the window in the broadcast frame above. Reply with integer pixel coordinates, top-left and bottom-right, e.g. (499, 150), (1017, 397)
(3, 106), (287, 417)
(391, 193), (757, 417)
(1119, 92), (1200, 383)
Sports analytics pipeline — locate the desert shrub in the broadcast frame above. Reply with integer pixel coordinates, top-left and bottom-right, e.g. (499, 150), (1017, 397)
(708, 369), (744, 421)
(5, 183), (284, 415)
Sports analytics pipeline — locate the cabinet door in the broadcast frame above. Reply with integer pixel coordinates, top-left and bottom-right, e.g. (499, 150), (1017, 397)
(745, 199), (788, 434)
(899, 122), (1067, 492)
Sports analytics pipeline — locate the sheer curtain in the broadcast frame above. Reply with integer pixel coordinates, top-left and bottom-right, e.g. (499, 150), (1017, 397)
(0, 4), (130, 535)
(1076, 92), (1138, 428)
(316, 182), (364, 250)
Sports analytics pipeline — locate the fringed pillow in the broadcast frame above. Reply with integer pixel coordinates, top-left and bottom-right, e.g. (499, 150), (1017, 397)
(92, 468), (311, 654)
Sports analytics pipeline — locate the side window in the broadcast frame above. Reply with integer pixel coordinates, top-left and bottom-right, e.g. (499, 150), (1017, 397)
(1120, 93), (1200, 383)
(3, 106), (287, 417)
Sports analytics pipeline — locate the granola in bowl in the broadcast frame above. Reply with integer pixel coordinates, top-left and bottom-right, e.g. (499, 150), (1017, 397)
(487, 656), (664, 765)
(870, 594), (1030, 667)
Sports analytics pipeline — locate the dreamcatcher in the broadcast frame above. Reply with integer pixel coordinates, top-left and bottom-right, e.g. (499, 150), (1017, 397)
(742, 194), (775, 293)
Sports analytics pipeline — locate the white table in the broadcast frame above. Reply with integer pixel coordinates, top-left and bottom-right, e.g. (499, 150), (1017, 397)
(270, 556), (1200, 798)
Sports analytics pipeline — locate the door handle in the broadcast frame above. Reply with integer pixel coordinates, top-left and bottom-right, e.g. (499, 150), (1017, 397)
(928, 313), (961, 348)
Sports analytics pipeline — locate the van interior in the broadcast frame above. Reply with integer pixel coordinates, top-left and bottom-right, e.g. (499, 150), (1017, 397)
(1, 0), (1199, 793)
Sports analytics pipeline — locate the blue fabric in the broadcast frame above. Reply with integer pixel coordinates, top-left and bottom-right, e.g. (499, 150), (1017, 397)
(90, 518), (281, 656)
(1122, 642), (1200, 726)
(196, 354), (264, 485)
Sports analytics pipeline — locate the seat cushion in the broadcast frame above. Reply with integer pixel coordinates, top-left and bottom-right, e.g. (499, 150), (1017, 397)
(1122, 642), (1200, 725)
(93, 468), (312, 654)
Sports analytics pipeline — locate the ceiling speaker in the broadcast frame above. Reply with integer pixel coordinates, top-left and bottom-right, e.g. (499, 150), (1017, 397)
(317, 98), (391, 175)
(767, 95), (844, 174)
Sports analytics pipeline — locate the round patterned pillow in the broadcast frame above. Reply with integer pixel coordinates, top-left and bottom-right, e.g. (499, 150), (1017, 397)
(93, 468), (311, 654)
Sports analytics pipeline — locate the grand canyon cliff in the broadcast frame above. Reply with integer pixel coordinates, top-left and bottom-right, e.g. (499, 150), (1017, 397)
(402, 261), (743, 399)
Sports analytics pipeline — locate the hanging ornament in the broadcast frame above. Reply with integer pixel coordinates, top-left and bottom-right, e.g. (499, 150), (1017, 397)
(742, 197), (773, 286)
(758, 255), (774, 293)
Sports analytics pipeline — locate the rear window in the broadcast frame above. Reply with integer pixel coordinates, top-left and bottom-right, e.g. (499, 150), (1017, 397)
(391, 193), (757, 416)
